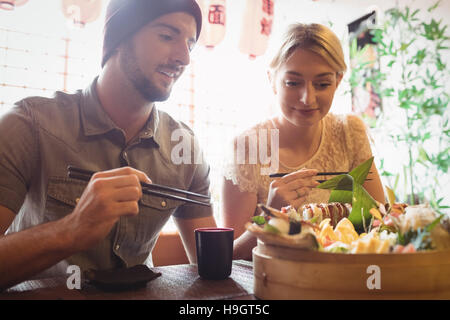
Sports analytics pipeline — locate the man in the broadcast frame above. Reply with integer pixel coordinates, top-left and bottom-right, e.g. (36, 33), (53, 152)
(0, 0), (216, 290)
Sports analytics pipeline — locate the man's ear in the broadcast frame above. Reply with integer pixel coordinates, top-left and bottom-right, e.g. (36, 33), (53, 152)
(267, 70), (277, 95)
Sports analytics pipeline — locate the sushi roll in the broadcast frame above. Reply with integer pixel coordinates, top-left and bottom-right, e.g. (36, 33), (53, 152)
(301, 202), (351, 227)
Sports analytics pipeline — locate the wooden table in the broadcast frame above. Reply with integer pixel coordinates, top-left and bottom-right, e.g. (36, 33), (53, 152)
(1, 260), (255, 300)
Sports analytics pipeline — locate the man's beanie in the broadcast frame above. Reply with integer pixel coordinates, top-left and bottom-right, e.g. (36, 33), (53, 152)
(102, 0), (202, 67)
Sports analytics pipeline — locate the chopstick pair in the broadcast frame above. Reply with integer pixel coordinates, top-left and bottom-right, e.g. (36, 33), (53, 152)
(67, 166), (211, 207)
(269, 171), (373, 183)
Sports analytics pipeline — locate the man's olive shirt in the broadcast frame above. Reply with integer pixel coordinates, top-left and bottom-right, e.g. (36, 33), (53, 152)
(0, 78), (212, 277)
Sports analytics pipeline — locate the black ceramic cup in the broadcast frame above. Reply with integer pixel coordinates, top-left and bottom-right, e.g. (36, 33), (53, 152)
(195, 227), (234, 280)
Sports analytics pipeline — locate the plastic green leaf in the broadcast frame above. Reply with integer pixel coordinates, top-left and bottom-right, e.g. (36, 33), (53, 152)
(348, 183), (377, 231)
(316, 157), (377, 232)
(316, 174), (353, 192)
(348, 157), (374, 184)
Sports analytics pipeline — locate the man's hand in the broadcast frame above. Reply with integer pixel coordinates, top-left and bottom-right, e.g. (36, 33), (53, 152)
(64, 167), (152, 251)
(0, 167), (152, 290)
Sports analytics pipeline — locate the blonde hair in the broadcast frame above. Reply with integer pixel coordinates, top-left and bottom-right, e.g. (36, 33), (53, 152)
(269, 23), (347, 75)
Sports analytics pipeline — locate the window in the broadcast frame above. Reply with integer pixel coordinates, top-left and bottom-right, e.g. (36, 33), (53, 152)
(0, 3), (103, 116)
(0, 2), (276, 231)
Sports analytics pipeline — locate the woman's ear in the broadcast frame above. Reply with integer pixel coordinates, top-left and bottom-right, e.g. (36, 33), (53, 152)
(267, 70), (277, 95)
(336, 72), (344, 88)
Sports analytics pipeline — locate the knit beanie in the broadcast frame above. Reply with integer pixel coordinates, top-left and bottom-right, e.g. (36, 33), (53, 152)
(102, 0), (202, 67)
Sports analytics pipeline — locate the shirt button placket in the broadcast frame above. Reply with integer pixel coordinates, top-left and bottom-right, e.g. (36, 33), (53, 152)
(120, 150), (130, 166)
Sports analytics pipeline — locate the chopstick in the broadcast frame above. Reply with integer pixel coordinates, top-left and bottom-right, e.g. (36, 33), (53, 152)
(269, 171), (373, 178)
(67, 166), (211, 207)
(68, 166), (209, 199)
(316, 179), (372, 183)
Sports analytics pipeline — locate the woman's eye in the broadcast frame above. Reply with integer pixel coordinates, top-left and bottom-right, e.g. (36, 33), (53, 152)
(316, 83), (331, 89)
(285, 81), (300, 87)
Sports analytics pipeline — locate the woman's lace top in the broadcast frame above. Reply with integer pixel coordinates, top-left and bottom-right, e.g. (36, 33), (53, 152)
(222, 113), (373, 212)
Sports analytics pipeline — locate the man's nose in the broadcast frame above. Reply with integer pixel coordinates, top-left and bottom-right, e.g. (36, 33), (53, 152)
(173, 41), (191, 67)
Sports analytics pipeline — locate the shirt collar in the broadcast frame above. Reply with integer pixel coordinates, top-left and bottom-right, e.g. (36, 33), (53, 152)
(142, 103), (161, 147)
(80, 77), (161, 147)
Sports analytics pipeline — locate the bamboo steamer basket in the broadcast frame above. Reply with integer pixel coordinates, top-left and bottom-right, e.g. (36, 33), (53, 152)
(253, 240), (450, 299)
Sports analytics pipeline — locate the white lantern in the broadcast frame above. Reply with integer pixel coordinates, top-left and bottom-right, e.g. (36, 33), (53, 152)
(239, 0), (275, 59)
(0, 0), (28, 11)
(197, 0), (227, 49)
(62, 0), (103, 28)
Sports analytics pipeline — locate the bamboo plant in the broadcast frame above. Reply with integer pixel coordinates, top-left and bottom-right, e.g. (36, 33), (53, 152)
(349, 1), (450, 213)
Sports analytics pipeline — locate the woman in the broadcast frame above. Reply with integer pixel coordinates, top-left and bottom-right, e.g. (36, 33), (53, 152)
(222, 23), (385, 260)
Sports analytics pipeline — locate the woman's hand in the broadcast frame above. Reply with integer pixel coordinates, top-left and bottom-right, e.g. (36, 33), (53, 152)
(266, 168), (319, 210)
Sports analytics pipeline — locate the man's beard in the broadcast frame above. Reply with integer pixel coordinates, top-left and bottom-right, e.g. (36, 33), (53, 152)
(119, 41), (171, 102)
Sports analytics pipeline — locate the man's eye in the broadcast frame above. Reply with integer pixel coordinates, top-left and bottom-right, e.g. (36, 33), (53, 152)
(188, 42), (196, 52)
(159, 34), (173, 41)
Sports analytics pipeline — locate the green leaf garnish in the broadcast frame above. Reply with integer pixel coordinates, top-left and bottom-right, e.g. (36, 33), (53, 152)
(399, 228), (432, 250)
(348, 157), (374, 185)
(263, 224), (280, 234)
(425, 214), (444, 232)
(348, 182), (377, 232)
(309, 215), (320, 224)
(252, 216), (267, 225)
(316, 174), (354, 191)
(397, 215), (443, 250)
(316, 157), (377, 233)
(327, 246), (349, 253)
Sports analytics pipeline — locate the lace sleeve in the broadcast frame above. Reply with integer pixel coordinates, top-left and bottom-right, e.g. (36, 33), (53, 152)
(221, 136), (259, 194)
(345, 114), (374, 168)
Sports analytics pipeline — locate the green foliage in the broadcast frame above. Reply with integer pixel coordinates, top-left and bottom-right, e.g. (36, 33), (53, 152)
(349, 1), (450, 213)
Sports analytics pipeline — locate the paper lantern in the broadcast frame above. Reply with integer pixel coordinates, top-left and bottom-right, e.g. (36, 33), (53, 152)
(62, 0), (103, 28)
(0, 0), (28, 10)
(239, 0), (275, 59)
(197, 0), (226, 49)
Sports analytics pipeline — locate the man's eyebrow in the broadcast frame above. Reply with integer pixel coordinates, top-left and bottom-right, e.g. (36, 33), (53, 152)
(152, 22), (180, 34)
(286, 71), (334, 77)
(151, 22), (196, 43)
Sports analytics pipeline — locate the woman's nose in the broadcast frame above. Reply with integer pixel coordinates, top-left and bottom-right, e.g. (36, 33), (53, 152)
(299, 82), (316, 106)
